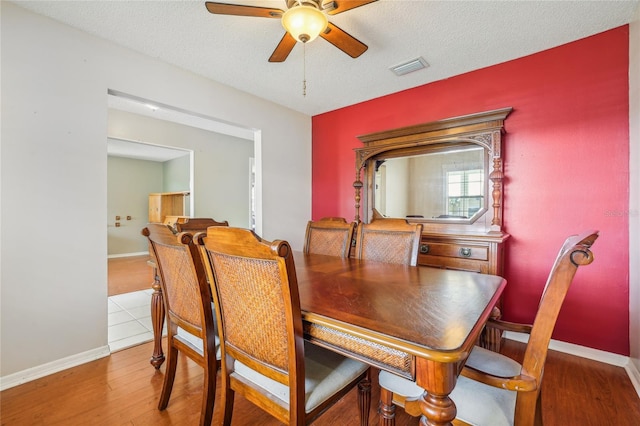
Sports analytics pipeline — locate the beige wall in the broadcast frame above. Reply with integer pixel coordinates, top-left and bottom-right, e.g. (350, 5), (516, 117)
(163, 155), (190, 193)
(1, 2), (310, 381)
(107, 156), (163, 255)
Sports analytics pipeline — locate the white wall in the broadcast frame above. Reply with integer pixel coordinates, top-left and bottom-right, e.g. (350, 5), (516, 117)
(629, 4), (640, 376)
(0, 2), (311, 380)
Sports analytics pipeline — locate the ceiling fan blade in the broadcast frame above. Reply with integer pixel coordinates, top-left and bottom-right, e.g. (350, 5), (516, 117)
(320, 22), (368, 58)
(323, 0), (378, 15)
(205, 2), (283, 18)
(269, 32), (297, 62)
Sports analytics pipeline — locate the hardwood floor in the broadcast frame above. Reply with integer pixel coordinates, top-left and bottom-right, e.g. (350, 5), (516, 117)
(108, 255), (154, 296)
(1, 338), (638, 425)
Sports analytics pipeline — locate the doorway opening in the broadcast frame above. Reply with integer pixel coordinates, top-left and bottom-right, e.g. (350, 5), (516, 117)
(106, 90), (261, 352)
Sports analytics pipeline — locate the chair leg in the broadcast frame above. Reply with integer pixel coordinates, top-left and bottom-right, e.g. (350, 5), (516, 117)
(221, 377), (235, 426)
(199, 357), (217, 426)
(534, 390), (543, 426)
(158, 344), (178, 410)
(378, 386), (396, 426)
(358, 369), (372, 426)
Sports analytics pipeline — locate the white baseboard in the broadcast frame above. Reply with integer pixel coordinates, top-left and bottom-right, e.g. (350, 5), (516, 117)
(504, 331), (639, 398)
(0, 345), (111, 391)
(107, 251), (149, 259)
(626, 360), (640, 398)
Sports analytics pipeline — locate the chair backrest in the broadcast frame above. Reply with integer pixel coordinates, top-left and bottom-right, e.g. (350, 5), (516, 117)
(142, 224), (216, 344)
(303, 217), (356, 258)
(163, 215), (189, 229)
(196, 227), (306, 415)
(175, 217), (229, 233)
(354, 218), (423, 265)
(517, 230), (599, 422)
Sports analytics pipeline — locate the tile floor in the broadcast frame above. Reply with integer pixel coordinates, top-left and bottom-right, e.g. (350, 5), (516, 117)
(108, 289), (165, 352)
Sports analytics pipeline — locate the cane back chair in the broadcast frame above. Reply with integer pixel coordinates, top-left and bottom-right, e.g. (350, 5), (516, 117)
(142, 224), (220, 426)
(354, 218), (423, 265)
(303, 217), (356, 258)
(378, 230), (599, 426)
(175, 217), (229, 233)
(195, 226), (371, 426)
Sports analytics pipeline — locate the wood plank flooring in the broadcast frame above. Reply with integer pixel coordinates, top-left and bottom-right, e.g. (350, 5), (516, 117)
(108, 255), (153, 296)
(2, 338), (638, 425)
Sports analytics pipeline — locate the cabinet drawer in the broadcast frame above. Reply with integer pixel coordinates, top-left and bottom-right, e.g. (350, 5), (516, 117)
(419, 242), (488, 261)
(418, 254), (489, 274)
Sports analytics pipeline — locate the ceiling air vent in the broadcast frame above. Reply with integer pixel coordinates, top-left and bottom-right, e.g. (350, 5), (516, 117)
(390, 57), (429, 76)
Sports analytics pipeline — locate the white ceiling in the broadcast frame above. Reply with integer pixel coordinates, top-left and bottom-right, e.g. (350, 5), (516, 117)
(12, 0), (639, 116)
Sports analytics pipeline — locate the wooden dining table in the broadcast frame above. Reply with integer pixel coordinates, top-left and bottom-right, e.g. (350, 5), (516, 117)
(147, 251), (506, 426)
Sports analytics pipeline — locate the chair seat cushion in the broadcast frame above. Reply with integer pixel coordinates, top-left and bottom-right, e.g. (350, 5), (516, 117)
(463, 345), (522, 377)
(175, 302), (220, 358)
(176, 327), (221, 358)
(378, 345), (522, 426)
(234, 341), (369, 413)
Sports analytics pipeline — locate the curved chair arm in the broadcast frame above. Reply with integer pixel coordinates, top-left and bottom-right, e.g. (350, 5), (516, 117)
(487, 318), (533, 334)
(461, 365), (538, 392)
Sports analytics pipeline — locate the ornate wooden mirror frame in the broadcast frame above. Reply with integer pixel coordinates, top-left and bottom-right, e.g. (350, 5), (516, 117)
(354, 108), (513, 236)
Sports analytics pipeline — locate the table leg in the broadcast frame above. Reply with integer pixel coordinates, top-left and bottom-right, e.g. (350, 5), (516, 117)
(479, 306), (503, 352)
(416, 358), (457, 426)
(149, 266), (165, 369)
(378, 386), (397, 426)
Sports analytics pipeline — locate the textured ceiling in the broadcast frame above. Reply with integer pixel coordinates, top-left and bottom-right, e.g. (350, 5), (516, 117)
(12, 0), (640, 116)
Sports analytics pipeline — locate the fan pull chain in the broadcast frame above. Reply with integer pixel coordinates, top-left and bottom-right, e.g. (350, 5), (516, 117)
(303, 42), (307, 97)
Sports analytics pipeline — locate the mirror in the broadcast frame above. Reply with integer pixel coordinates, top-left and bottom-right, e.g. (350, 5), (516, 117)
(373, 144), (487, 222)
(354, 108), (512, 233)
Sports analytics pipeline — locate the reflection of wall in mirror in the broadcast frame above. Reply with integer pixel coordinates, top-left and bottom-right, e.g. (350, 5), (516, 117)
(376, 158), (409, 217)
(375, 148), (484, 219)
(375, 165), (386, 214)
(409, 154), (446, 218)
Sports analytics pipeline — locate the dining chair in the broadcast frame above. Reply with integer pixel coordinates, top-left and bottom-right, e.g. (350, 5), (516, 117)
(142, 224), (220, 426)
(195, 226), (371, 426)
(303, 217), (356, 258)
(377, 230), (599, 426)
(145, 218), (227, 371)
(175, 217), (229, 233)
(354, 218), (423, 265)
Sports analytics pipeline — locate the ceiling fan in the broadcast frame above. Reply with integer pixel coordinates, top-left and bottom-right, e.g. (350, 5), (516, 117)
(205, 1), (377, 62)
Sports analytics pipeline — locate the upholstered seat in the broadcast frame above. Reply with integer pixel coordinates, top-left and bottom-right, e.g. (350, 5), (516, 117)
(195, 226), (371, 426)
(303, 217), (356, 258)
(378, 230), (599, 426)
(233, 341), (369, 414)
(142, 224), (220, 426)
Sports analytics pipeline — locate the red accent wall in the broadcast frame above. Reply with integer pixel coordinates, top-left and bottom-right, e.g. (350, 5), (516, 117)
(312, 27), (630, 355)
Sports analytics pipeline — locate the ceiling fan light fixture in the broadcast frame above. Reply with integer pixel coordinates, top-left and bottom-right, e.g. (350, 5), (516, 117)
(282, 5), (328, 43)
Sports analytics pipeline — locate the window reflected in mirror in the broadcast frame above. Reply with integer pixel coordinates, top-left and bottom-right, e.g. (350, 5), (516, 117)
(373, 146), (486, 221)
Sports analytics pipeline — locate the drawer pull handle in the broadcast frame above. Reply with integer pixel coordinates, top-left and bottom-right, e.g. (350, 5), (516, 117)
(460, 248), (472, 258)
(420, 244), (430, 254)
